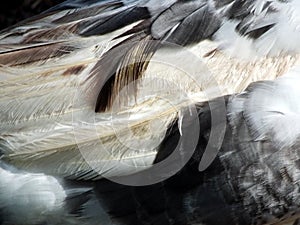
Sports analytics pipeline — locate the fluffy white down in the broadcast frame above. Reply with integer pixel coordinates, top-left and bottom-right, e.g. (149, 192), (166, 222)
(230, 67), (300, 149)
(0, 163), (67, 224)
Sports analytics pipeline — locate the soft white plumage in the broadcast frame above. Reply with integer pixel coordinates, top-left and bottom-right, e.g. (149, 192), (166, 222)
(0, 162), (66, 224)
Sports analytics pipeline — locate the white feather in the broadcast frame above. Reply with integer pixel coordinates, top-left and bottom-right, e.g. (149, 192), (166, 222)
(229, 67), (300, 149)
(213, 0), (300, 59)
(0, 163), (66, 224)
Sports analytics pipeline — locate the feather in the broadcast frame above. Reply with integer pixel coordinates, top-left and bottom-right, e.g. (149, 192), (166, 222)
(0, 161), (102, 225)
(94, 34), (160, 112)
(242, 69), (300, 149)
(24, 72), (300, 225)
(1, 2), (300, 220)
(1, 0), (300, 180)
(0, 96), (184, 179)
(0, 42), (76, 66)
(79, 6), (151, 37)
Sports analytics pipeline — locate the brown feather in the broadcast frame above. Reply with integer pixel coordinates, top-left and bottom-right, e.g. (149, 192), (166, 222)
(22, 24), (78, 43)
(0, 42), (76, 66)
(62, 64), (87, 76)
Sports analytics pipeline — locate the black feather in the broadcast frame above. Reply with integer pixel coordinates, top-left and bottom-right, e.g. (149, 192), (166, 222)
(93, 34), (159, 112)
(226, 0), (256, 20)
(45, 0), (111, 12)
(213, 0), (235, 9)
(79, 6), (151, 37)
(246, 24), (275, 39)
(53, 1), (124, 24)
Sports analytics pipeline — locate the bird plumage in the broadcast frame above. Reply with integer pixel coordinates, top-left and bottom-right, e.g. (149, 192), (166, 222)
(1, 0), (300, 224)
